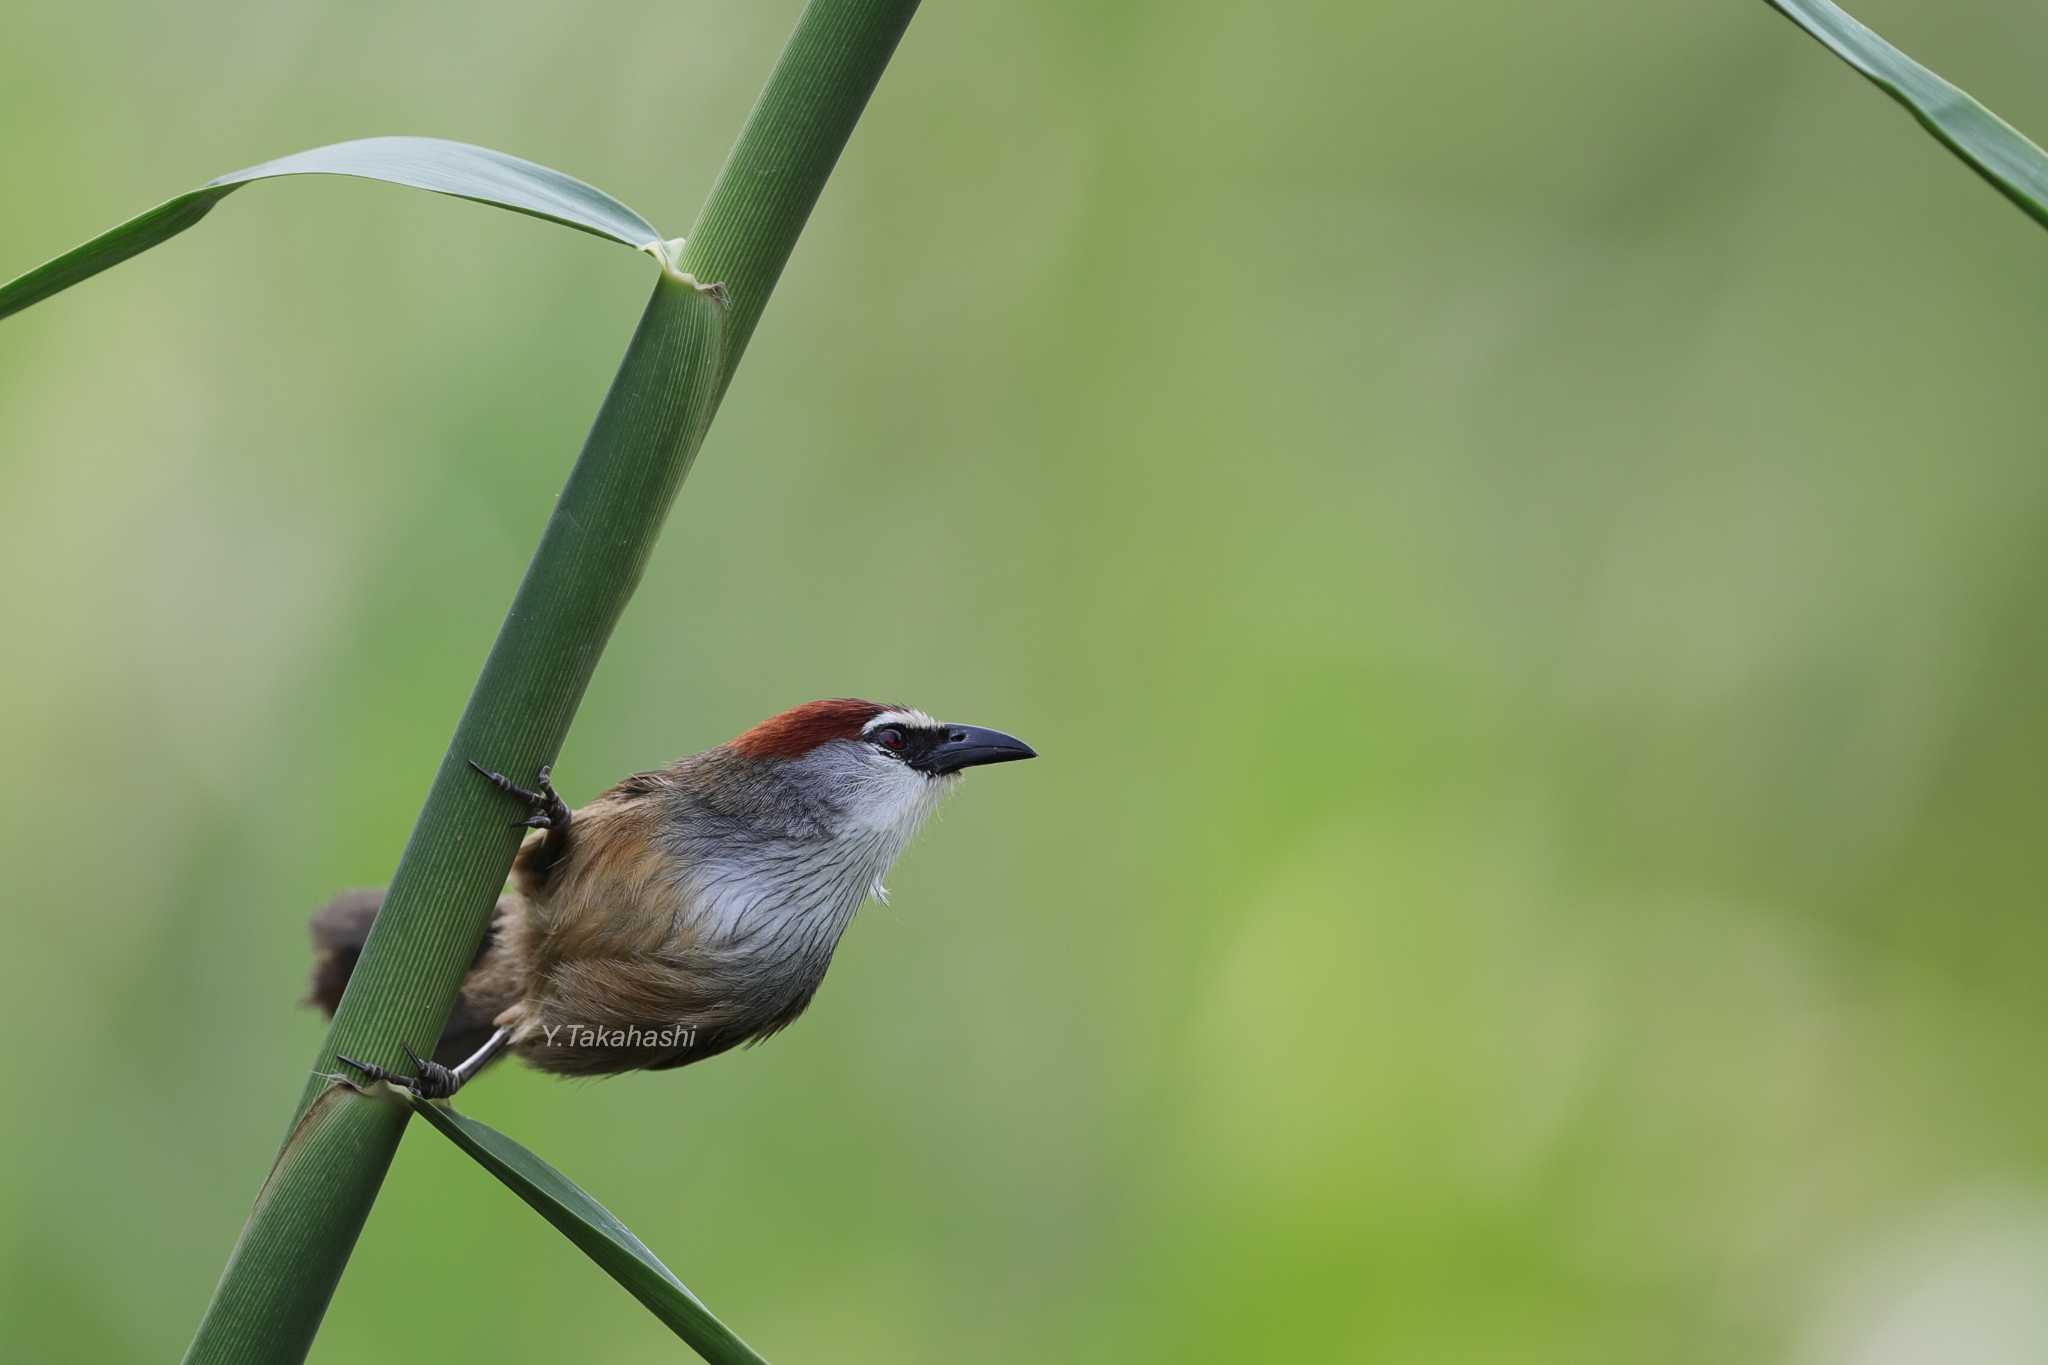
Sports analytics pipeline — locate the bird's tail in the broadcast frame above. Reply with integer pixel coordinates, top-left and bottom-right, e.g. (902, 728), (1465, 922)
(306, 889), (520, 1068)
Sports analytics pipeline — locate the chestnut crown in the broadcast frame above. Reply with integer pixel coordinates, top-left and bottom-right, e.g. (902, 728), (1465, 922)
(730, 699), (1035, 776)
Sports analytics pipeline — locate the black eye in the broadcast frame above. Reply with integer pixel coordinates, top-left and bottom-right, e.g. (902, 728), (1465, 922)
(871, 725), (907, 752)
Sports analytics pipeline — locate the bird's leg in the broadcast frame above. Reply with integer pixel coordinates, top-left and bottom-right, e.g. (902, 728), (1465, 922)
(468, 759), (571, 866)
(337, 1027), (511, 1101)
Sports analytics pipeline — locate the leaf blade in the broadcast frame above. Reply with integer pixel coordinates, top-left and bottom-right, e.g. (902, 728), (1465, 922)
(407, 1094), (768, 1365)
(1765, 0), (2048, 230)
(0, 190), (229, 323)
(207, 137), (662, 245)
(0, 136), (661, 323)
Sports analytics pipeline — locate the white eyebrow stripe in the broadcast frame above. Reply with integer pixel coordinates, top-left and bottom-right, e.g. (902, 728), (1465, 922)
(864, 708), (939, 732)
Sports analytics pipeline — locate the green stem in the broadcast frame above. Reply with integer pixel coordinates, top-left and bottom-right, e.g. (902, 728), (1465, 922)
(675, 0), (919, 378)
(183, 2), (920, 1360)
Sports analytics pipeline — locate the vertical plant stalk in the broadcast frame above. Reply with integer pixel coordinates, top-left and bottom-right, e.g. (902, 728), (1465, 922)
(672, 0), (920, 378)
(183, 1), (921, 1360)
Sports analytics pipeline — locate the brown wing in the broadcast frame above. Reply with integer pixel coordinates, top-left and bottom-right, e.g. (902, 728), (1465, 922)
(512, 778), (678, 951)
(502, 772), (725, 1073)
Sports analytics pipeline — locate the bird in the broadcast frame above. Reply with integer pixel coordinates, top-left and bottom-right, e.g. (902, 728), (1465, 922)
(309, 698), (1035, 1099)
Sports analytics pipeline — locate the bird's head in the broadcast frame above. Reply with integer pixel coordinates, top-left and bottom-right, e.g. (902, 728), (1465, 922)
(726, 698), (1036, 836)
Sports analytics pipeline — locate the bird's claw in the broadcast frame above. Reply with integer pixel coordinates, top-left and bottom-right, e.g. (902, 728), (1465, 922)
(400, 1042), (459, 1099)
(336, 1044), (458, 1100)
(468, 759), (570, 833)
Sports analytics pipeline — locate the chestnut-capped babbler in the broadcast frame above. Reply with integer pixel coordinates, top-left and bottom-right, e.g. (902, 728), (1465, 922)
(309, 699), (1035, 1097)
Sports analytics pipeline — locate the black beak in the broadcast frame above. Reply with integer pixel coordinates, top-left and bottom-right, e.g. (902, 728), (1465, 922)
(917, 723), (1037, 775)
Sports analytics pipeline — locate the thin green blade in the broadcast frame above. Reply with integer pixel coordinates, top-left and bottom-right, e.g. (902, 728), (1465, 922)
(0, 136), (662, 323)
(207, 137), (662, 244)
(1765, 0), (2048, 231)
(406, 1095), (768, 1365)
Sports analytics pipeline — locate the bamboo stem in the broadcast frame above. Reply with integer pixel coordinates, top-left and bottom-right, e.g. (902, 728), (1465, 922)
(183, 2), (921, 1358)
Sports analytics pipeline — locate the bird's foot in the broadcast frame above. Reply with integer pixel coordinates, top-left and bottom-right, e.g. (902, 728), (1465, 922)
(468, 759), (571, 832)
(336, 1043), (461, 1100)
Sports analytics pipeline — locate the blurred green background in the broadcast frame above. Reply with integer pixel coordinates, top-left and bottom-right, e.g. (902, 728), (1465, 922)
(6, 1), (2048, 1360)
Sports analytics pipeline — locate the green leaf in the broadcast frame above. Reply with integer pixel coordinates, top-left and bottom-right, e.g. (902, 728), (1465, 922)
(406, 1094), (769, 1365)
(0, 136), (664, 323)
(1764, 0), (2048, 231)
